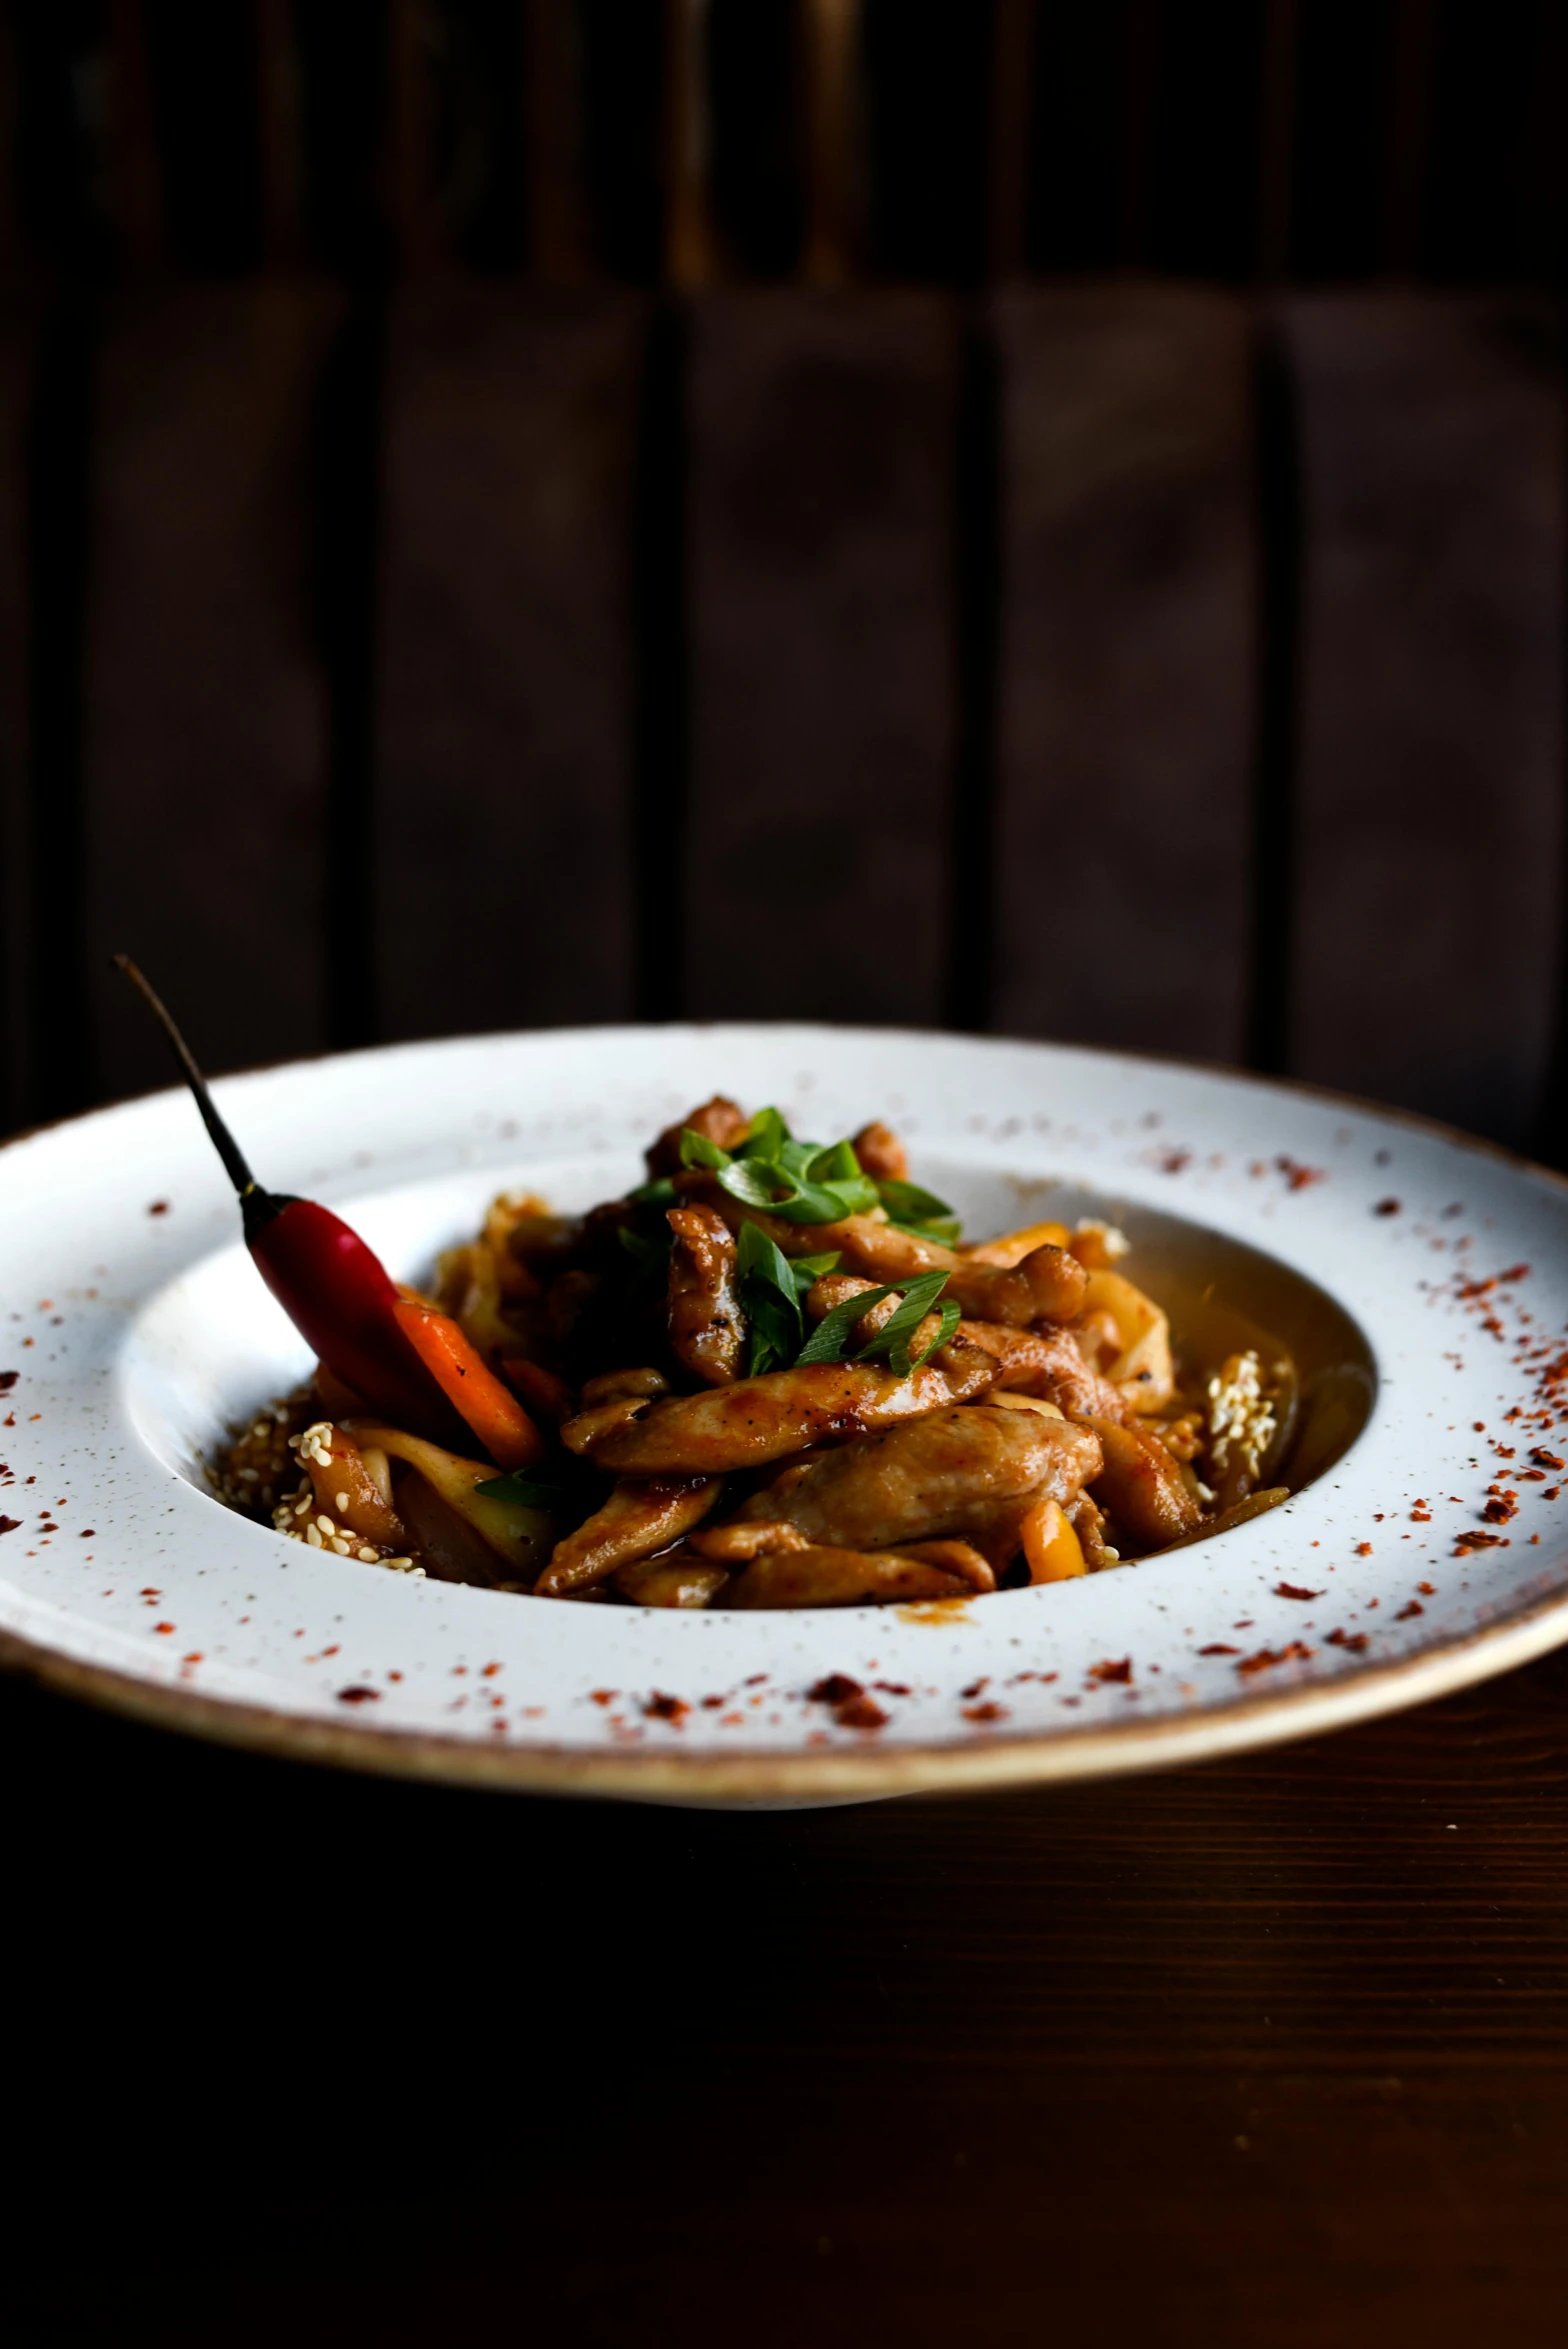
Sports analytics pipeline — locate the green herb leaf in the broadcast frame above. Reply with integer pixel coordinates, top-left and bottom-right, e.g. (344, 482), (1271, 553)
(744, 1106), (790, 1160)
(715, 1154), (879, 1225)
(907, 1296), (961, 1370)
(875, 1178), (962, 1246)
(795, 1281), (906, 1367)
(626, 1175), (678, 1207)
(736, 1220), (806, 1377)
(853, 1270), (955, 1376)
(789, 1251), (842, 1289)
(679, 1127), (732, 1171)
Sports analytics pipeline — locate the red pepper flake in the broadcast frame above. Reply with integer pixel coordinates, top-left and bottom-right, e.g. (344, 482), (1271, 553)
(589, 1688), (617, 1706)
(1531, 1449), (1564, 1469)
(1417, 1581), (1436, 1595)
(960, 1676), (990, 1699)
(1395, 1601), (1424, 1620)
(1410, 1509), (1431, 1523)
(835, 1694), (888, 1731)
(1355, 1541), (1374, 1557)
(1236, 1640), (1313, 1677)
(1455, 1531), (1504, 1555)
(1088, 1657), (1132, 1684)
(336, 1685), (380, 1704)
(0, 1516), (18, 1537)
(1274, 1582), (1321, 1600)
(1156, 1148), (1191, 1175)
(1276, 1155), (1325, 1191)
(743, 1673), (769, 1685)
(481, 1661), (502, 1678)
(153, 1622), (174, 1634)
(873, 1681), (912, 1696)
(147, 1200), (170, 1217)
(699, 1693), (725, 1709)
(0, 1372), (16, 1394)
(1198, 1643), (1239, 1655)
(181, 1652), (203, 1665)
(1327, 1628), (1369, 1653)
(1482, 1495), (1518, 1524)
(643, 1691), (689, 1725)
(809, 1673), (864, 1705)
(963, 1701), (1009, 1724)
(77, 1528), (95, 1537)
(1499, 1264), (1531, 1282)
(1373, 1198), (1402, 1216)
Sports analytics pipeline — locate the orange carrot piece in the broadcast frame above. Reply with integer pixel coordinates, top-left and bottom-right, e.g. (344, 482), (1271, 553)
(392, 1299), (547, 1470)
(1020, 1497), (1087, 1583)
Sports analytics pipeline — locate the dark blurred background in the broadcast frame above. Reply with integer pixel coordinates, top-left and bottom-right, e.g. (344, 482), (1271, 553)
(0, 0), (1562, 1149)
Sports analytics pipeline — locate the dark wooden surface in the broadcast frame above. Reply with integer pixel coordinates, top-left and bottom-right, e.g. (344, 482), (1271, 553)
(3, 1647), (1568, 2346)
(3, 12), (1568, 2339)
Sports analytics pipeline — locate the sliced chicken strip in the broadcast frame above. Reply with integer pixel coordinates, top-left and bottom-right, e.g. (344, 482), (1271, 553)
(814, 1215), (1086, 1325)
(724, 1546), (975, 1609)
(535, 1474), (722, 1596)
(1078, 1416), (1201, 1551)
(666, 1203), (743, 1386)
(955, 1320), (1133, 1423)
(851, 1120), (908, 1182)
(613, 1553), (731, 1607)
(737, 1405), (1101, 1551)
(570, 1342), (996, 1477)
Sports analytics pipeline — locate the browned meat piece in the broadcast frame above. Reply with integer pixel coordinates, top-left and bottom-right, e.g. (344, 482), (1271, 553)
(645, 1094), (752, 1179)
(566, 1343), (996, 1476)
(535, 1475), (722, 1596)
(817, 1216), (1086, 1326)
(1071, 1492), (1121, 1570)
(724, 1546), (976, 1609)
(559, 1392), (659, 1455)
(666, 1203), (743, 1386)
(613, 1553), (731, 1607)
(852, 1120), (908, 1182)
(804, 1271), (898, 1343)
(690, 1520), (811, 1562)
(739, 1405), (1101, 1551)
(956, 1320), (1132, 1422)
(890, 1539), (996, 1592)
(1079, 1417), (1201, 1552)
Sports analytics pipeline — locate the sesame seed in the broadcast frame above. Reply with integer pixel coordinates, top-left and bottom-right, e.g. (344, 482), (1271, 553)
(335, 1492), (350, 1513)
(357, 1547), (378, 1563)
(306, 1525), (322, 1547)
(330, 1537), (351, 1556)
(316, 1514), (334, 1535)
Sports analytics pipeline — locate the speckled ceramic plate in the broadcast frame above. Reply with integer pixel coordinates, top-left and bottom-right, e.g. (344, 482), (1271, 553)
(3, 1023), (1567, 1807)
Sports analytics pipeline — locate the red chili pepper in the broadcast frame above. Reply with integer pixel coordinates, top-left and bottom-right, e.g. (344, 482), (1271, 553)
(114, 958), (540, 1462)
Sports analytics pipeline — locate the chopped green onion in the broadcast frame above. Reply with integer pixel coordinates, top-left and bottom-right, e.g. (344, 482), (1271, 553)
(875, 1177), (962, 1246)
(679, 1127), (732, 1171)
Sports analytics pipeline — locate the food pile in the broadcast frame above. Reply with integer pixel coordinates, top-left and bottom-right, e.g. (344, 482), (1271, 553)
(217, 1097), (1295, 1607)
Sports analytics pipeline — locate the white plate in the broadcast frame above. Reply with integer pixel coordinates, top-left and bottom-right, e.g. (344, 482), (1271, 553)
(3, 1023), (1566, 1807)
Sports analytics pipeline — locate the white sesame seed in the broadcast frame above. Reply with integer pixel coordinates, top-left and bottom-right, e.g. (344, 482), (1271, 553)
(335, 1491), (350, 1513)
(330, 1537), (351, 1556)
(357, 1547), (378, 1563)
(306, 1525), (322, 1547)
(316, 1514), (334, 1535)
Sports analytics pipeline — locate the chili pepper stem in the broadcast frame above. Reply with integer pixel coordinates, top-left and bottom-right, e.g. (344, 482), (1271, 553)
(111, 955), (287, 1235)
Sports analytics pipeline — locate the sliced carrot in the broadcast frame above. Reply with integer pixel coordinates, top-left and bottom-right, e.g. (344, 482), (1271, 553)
(1020, 1497), (1087, 1584)
(392, 1298), (547, 1470)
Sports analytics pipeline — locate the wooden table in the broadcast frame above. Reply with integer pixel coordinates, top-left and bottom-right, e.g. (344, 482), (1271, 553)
(5, 1648), (1566, 2345)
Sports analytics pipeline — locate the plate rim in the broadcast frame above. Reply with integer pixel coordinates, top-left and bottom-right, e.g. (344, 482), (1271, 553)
(5, 1018), (1568, 1802)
